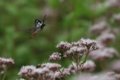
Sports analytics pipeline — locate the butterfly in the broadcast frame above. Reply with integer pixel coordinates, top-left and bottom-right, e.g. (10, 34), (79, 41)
(29, 15), (46, 39)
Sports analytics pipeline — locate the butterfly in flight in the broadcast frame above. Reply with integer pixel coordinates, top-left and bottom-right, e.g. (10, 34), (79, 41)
(29, 15), (46, 39)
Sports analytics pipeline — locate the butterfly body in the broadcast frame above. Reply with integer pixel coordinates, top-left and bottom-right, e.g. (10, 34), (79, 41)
(29, 15), (46, 39)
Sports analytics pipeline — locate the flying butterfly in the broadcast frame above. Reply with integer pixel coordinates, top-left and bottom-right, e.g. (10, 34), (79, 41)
(29, 15), (46, 39)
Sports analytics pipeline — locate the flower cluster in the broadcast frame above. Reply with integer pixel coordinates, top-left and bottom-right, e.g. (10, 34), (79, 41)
(97, 30), (116, 47)
(105, 0), (120, 8)
(89, 48), (119, 61)
(90, 21), (109, 35)
(18, 63), (62, 80)
(49, 52), (61, 62)
(109, 60), (120, 73)
(0, 57), (14, 74)
(17, 38), (99, 80)
(56, 38), (99, 73)
(89, 17), (119, 64)
(57, 38), (99, 60)
(80, 38), (99, 52)
(56, 41), (72, 51)
(64, 46), (86, 59)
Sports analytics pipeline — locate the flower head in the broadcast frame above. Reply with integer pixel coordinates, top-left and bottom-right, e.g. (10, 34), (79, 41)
(0, 57), (14, 65)
(49, 52), (61, 61)
(18, 65), (36, 77)
(109, 60), (120, 73)
(97, 32), (116, 46)
(64, 46), (86, 59)
(56, 41), (72, 51)
(89, 48), (119, 61)
(82, 60), (96, 71)
(0, 57), (14, 73)
(90, 21), (108, 35)
(71, 41), (81, 47)
(80, 38), (99, 52)
(41, 63), (61, 72)
(105, 0), (120, 8)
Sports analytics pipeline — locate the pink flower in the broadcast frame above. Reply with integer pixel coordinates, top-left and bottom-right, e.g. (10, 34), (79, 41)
(54, 71), (62, 79)
(56, 41), (72, 51)
(80, 38), (99, 51)
(89, 48), (119, 61)
(0, 57), (14, 65)
(18, 65), (36, 77)
(82, 60), (96, 71)
(41, 63), (61, 72)
(71, 41), (81, 47)
(0, 57), (14, 73)
(97, 32), (116, 46)
(109, 60), (120, 73)
(49, 52), (61, 61)
(90, 21), (108, 35)
(62, 68), (71, 76)
(105, 0), (120, 8)
(64, 46), (86, 59)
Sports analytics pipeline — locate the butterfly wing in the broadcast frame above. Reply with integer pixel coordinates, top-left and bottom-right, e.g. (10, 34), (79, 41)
(30, 29), (40, 39)
(42, 15), (46, 23)
(35, 19), (42, 28)
(29, 19), (41, 32)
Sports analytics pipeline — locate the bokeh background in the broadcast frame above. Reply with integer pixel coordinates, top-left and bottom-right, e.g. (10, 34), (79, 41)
(0, 0), (120, 79)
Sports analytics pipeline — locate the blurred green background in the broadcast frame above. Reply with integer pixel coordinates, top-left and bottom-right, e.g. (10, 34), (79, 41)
(0, 0), (120, 79)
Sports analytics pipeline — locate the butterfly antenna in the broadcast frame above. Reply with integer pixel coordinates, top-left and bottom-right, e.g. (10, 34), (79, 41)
(43, 15), (46, 23)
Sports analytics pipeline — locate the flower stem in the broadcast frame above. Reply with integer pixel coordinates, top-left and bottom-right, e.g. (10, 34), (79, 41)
(81, 50), (89, 64)
(2, 68), (7, 80)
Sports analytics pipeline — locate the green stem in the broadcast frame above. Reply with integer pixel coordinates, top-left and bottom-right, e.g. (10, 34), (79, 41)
(2, 68), (7, 80)
(69, 59), (74, 67)
(81, 50), (89, 64)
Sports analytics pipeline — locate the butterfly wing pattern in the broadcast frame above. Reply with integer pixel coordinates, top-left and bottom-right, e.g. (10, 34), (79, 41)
(29, 15), (46, 39)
